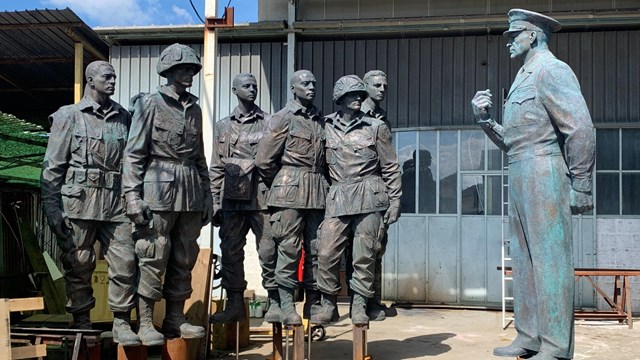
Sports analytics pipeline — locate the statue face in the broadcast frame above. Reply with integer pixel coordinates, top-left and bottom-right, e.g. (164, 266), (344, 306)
(507, 30), (534, 60)
(340, 92), (364, 112)
(233, 76), (258, 102)
(166, 64), (197, 88)
(291, 72), (316, 102)
(89, 66), (116, 96)
(367, 76), (387, 102)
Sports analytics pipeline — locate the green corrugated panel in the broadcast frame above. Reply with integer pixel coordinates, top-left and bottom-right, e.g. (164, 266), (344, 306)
(0, 112), (47, 187)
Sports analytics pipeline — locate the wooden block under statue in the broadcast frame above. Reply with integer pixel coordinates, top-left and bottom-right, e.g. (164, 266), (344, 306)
(162, 338), (189, 360)
(117, 345), (147, 360)
(209, 298), (250, 350)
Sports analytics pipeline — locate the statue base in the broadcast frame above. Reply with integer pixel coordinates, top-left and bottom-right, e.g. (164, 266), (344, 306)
(162, 337), (188, 360)
(352, 324), (372, 360)
(117, 344), (147, 360)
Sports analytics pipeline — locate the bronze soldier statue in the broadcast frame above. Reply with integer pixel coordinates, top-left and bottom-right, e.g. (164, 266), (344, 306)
(471, 9), (595, 360)
(41, 61), (140, 346)
(123, 43), (212, 345)
(313, 75), (401, 326)
(255, 70), (328, 325)
(209, 73), (277, 323)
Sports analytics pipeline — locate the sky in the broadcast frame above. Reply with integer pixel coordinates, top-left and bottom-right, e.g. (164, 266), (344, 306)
(0, 0), (258, 27)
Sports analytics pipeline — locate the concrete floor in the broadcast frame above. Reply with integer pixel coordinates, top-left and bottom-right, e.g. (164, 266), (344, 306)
(210, 305), (640, 360)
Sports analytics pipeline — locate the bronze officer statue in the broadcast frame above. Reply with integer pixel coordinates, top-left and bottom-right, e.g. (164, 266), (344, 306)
(41, 61), (140, 346)
(471, 9), (595, 360)
(123, 43), (211, 345)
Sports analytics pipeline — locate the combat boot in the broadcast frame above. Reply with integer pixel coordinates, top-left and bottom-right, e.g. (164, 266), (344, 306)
(351, 293), (369, 325)
(112, 311), (141, 347)
(366, 297), (387, 321)
(303, 289), (321, 319)
(264, 290), (281, 323)
(72, 311), (92, 330)
(310, 293), (338, 325)
(279, 287), (302, 326)
(209, 291), (246, 323)
(138, 296), (165, 346)
(162, 300), (205, 339)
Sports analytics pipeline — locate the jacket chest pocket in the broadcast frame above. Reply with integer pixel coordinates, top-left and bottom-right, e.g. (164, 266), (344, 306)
(184, 123), (199, 149)
(74, 127), (104, 161)
(506, 85), (538, 128)
(351, 134), (377, 160)
(217, 134), (229, 158)
(153, 118), (185, 147)
(286, 128), (312, 155)
(238, 132), (263, 155)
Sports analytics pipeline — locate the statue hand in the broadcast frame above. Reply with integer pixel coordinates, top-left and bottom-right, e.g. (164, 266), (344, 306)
(125, 193), (152, 226)
(471, 89), (493, 121)
(384, 200), (401, 225)
(48, 211), (72, 241)
(570, 189), (593, 215)
(212, 203), (223, 227)
(202, 197), (213, 226)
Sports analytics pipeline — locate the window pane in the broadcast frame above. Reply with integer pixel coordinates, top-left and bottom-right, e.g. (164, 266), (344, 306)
(460, 130), (485, 170)
(418, 132), (437, 213)
(596, 129), (618, 170)
(462, 175), (484, 214)
(487, 138), (504, 171)
(486, 175), (504, 215)
(622, 173), (640, 215)
(596, 173), (619, 215)
(398, 132), (417, 213)
(439, 131), (458, 214)
(622, 129), (640, 170)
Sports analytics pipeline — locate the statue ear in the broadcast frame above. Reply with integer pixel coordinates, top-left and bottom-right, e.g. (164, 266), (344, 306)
(87, 76), (94, 88)
(232, 86), (238, 95)
(529, 31), (537, 44)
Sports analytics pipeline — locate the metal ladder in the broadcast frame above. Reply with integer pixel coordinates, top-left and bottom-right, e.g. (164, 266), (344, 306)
(500, 164), (514, 329)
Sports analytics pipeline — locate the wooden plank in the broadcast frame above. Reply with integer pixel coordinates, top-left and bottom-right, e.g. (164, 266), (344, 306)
(184, 248), (212, 360)
(74, 42), (83, 103)
(352, 325), (367, 360)
(272, 323), (283, 360)
(11, 344), (47, 359)
(163, 338), (188, 360)
(1, 299), (10, 360)
(290, 324), (304, 360)
(8, 298), (44, 312)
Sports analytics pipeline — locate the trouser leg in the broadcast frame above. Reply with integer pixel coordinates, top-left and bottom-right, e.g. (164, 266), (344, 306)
(99, 221), (137, 313)
(163, 212), (204, 301)
(271, 208), (304, 289)
(60, 219), (97, 314)
(137, 212), (173, 301)
(349, 212), (383, 298)
(317, 216), (352, 295)
(250, 210), (277, 291)
(302, 210), (324, 290)
(218, 211), (251, 292)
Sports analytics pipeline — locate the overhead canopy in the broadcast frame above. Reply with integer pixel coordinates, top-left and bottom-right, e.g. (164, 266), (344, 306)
(0, 8), (109, 128)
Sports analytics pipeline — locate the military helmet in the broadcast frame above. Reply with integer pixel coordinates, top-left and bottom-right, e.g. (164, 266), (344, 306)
(157, 43), (202, 77)
(332, 75), (369, 104)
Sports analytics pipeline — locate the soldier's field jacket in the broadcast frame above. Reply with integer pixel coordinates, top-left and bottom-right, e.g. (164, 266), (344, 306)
(480, 49), (595, 193)
(41, 96), (130, 222)
(209, 105), (269, 211)
(255, 99), (328, 209)
(324, 111), (402, 218)
(123, 85), (211, 212)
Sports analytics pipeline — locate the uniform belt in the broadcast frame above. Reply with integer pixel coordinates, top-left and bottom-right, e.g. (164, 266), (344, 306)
(150, 155), (195, 166)
(280, 164), (324, 174)
(67, 168), (121, 189)
(508, 147), (563, 163)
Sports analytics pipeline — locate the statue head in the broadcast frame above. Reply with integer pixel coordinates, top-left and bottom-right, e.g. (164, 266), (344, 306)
(504, 9), (560, 60)
(232, 73), (258, 103)
(157, 43), (202, 78)
(290, 70), (316, 105)
(333, 75), (368, 106)
(363, 70), (387, 103)
(85, 61), (116, 97)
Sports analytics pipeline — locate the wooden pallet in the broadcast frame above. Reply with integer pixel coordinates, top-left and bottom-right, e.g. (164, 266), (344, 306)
(0, 297), (47, 360)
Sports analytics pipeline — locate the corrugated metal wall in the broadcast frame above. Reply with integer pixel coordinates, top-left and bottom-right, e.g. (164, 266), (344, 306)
(111, 31), (640, 126)
(298, 30), (640, 127)
(110, 42), (288, 120)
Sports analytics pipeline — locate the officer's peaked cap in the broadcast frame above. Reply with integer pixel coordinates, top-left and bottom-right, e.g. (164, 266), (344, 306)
(504, 9), (561, 36)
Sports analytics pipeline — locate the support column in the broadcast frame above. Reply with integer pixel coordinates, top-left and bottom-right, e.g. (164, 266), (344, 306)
(74, 42), (83, 103)
(286, 0), (296, 99)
